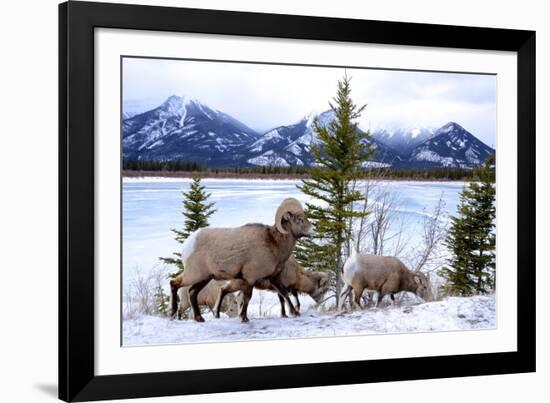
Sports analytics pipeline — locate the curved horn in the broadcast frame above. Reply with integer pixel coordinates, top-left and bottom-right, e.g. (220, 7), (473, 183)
(275, 198), (303, 234)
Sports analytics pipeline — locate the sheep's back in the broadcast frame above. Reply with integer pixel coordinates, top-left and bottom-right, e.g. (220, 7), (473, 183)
(193, 225), (278, 274)
(358, 254), (404, 289)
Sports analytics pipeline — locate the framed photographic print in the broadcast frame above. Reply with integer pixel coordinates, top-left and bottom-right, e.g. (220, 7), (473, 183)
(59, 1), (536, 401)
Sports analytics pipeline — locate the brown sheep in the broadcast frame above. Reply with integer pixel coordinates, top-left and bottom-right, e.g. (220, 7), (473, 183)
(170, 198), (313, 322)
(176, 280), (239, 319)
(340, 252), (433, 309)
(250, 256), (330, 317)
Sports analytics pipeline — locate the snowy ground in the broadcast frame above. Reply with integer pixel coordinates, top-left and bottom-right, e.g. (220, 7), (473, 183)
(122, 295), (495, 346)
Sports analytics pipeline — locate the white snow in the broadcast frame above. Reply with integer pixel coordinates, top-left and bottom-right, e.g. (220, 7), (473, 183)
(412, 150), (455, 167)
(248, 129), (284, 152)
(411, 128), (421, 138)
(465, 147), (481, 164)
(179, 130), (198, 139)
(123, 295), (495, 346)
(179, 103), (187, 127)
(362, 161), (391, 168)
(285, 142), (303, 156)
(214, 137), (229, 152)
(247, 150), (290, 167)
(146, 140), (164, 149)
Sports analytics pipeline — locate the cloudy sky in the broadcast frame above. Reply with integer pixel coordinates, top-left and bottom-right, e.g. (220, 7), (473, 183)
(123, 57), (496, 147)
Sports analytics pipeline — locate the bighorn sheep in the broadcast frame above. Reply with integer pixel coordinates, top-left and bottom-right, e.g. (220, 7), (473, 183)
(170, 198), (313, 322)
(241, 256), (330, 317)
(340, 252), (433, 309)
(176, 280), (239, 319)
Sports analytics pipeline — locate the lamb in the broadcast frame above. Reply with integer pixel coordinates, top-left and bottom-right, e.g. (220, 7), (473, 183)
(340, 252), (433, 309)
(236, 256), (330, 318)
(170, 197), (313, 322)
(175, 280), (239, 319)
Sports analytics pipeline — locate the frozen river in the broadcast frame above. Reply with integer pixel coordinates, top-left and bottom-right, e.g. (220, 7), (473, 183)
(122, 177), (465, 282)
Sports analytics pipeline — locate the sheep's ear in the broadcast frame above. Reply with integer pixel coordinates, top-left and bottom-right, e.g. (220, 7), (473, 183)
(414, 275), (421, 285)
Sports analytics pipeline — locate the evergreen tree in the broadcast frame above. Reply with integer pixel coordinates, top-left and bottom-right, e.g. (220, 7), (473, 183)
(296, 74), (375, 306)
(440, 154), (496, 295)
(153, 283), (170, 316)
(160, 176), (216, 276)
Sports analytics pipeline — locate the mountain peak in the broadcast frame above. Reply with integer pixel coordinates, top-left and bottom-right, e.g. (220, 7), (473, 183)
(162, 95), (200, 108)
(409, 122), (494, 168)
(439, 121), (466, 133)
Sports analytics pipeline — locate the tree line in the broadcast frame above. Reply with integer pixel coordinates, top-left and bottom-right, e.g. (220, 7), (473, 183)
(123, 159), (494, 181)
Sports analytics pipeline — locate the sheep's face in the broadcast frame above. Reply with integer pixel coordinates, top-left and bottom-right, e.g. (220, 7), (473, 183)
(283, 211), (313, 238)
(414, 273), (434, 302)
(309, 272), (330, 303)
(222, 294), (239, 318)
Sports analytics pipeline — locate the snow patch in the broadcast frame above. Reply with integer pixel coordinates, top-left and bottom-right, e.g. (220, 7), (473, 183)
(247, 151), (290, 167)
(123, 295), (496, 346)
(146, 139), (164, 149)
(285, 142), (303, 156)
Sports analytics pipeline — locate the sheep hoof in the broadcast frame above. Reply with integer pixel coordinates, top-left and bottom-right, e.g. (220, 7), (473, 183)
(240, 317), (249, 323)
(195, 316), (205, 323)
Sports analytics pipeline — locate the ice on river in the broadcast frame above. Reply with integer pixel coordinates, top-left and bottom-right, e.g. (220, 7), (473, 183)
(123, 177), (465, 282)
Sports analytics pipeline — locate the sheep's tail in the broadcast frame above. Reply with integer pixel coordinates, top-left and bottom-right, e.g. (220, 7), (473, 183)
(342, 250), (358, 287)
(181, 229), (201, 267)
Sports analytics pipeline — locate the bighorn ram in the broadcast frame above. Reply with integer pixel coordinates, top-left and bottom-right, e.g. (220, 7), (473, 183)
(176, 280), (239, 319)
(242, 256), (330, 317)
(170, 198), (313, 322)
(340, 252), (433, 309)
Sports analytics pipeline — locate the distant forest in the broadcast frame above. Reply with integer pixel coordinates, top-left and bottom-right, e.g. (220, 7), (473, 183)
(122, 159), (495, 181)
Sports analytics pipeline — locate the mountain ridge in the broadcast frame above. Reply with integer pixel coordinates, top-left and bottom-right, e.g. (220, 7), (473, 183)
(122, 96), (494, 169)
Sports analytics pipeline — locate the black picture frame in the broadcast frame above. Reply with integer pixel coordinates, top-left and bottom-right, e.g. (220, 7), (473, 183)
(59, 1), (536, 401)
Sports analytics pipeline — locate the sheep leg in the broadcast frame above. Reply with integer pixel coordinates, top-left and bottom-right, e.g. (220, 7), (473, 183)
(213, 279), (247, 318)
(292, 291), (301, 312)
(239, 285), (253, 323)
(177, 289), (190, 320)
(169, 277), (182, 318)
(278, 294), (288, 318)
(270, 280), (299, 317)
(188, 279), (210, 322)
(390, 293), (396, 307)
(352, 285), (364, 310)
(339, 285), (352, 310)
(376, 292), (385, 308)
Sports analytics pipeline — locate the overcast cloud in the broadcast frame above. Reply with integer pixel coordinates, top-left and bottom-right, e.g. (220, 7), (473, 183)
(123, 57), (496, 147)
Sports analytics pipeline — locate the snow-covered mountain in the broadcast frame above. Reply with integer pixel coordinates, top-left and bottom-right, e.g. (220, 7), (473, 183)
(246, 110), (402, 167)
(122, 95), (259, 166)
(372, 126), (436, 157)
(122, 96), (493, 169)
(408, 122), (494, 168)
